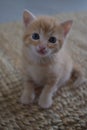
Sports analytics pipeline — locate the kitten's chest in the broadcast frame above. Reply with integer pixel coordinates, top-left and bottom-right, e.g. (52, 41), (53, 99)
(28, 65), (48, 85)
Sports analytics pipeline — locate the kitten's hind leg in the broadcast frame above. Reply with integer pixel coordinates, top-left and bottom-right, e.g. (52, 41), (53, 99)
(71, 64), (86, 87)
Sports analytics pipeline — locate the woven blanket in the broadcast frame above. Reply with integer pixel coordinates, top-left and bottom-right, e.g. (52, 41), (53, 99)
(0, 12), (87, 130)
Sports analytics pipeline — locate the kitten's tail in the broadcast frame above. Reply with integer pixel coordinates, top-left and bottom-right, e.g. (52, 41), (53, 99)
(71, 64), (86, 87)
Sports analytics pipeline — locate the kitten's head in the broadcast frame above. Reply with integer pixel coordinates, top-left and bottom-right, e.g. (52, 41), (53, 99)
(23, 9), (73, 57)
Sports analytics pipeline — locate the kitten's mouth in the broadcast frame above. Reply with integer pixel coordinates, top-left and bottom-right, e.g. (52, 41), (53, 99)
(37, 49), (47, 55)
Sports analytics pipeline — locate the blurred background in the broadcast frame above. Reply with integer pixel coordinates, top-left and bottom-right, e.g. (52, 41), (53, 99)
(0, 0), (87, 23)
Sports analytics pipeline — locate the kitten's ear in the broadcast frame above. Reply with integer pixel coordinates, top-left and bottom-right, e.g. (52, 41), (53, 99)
(60, 20), (73, 37)
(23, 9), (36, 27)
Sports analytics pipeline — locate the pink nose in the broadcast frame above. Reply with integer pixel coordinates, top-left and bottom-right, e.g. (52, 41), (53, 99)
(38, 45), (46, 50)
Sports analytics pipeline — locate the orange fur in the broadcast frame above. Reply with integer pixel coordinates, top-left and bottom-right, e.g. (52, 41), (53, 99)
(23, 16), (63, 48)
(20, 10), (75, 108)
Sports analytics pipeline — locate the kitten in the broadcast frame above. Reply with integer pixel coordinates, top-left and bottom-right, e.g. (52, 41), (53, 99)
(20, 9), (82, 108)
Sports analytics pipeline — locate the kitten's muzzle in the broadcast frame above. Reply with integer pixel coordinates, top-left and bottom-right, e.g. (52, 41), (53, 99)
(37, 45), (47, 55)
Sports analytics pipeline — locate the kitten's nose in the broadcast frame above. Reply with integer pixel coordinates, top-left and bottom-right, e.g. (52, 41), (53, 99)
(38, 45), (46, 50)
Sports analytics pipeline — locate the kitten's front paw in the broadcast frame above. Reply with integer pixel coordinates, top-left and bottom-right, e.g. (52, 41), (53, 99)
(20, 92), (35, 105)
(38, 95), (53, 109)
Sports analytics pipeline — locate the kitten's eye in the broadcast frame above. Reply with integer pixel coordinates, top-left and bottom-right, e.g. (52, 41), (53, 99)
(49, 36), (56, 43)
(32, 33), (40, 40)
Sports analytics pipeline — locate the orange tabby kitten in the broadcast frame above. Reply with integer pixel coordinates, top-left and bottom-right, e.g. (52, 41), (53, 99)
(20, 9), (74, 108)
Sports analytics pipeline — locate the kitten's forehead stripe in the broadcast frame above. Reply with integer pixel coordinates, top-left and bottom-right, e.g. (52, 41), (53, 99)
(35, 17), (57, 34)
(28, 16), (63, 35)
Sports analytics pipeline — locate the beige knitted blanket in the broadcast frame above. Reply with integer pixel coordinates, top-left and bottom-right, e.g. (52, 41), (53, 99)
(0, 12), (87, 130)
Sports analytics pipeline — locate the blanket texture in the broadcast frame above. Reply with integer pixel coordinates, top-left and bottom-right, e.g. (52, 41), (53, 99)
(0, 12), (87, 130)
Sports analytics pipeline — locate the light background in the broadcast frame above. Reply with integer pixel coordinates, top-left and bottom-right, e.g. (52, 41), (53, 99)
(0, 0), (87, 23)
